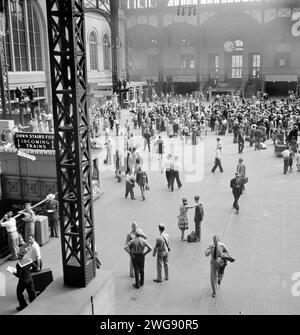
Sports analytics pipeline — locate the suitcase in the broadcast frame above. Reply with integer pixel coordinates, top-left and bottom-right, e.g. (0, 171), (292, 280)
(35, 215), (50, 247)
(32, 268), (53, 294)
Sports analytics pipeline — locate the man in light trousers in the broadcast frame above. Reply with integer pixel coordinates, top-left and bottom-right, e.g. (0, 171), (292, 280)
(153, 223), (170, 283)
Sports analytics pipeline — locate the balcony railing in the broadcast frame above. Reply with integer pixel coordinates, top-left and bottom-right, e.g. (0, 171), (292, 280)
(0, 195), (57, 262)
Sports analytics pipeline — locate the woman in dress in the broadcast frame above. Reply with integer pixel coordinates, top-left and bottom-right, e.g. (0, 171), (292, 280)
(156, 136), (164, 160)
(177, 198), (193, 241)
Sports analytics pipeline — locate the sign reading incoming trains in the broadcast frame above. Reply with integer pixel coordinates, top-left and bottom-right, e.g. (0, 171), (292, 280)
(14, 133), (55, 150)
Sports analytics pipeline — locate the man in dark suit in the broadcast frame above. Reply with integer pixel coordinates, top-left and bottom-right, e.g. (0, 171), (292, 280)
(230, 172), (243, 214)
(194, 195), (204, 242)
(44, 194), (59, 238)
(238, 130), (245, 154)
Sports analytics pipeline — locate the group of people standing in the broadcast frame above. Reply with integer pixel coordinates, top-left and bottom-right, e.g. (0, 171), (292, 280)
(124, 222), (170, 289)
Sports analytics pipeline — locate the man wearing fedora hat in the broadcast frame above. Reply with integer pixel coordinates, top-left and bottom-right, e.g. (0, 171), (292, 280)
(153, 223), (170, 282)
(230, 172), (243, 214)
(44, 194), (59, 238)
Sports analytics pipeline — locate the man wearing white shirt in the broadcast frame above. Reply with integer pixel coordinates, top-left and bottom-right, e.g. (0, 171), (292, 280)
(211, 148), (224, 173)
(0, 212), (19, 260)
(27, 234), (42, 272)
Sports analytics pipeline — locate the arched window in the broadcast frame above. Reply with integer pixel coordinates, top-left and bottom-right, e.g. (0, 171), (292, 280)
(27, 1), (43, 71)
(103, 34), (111, 70)
(89, 31), (98, 70)
(8, 0), (43, 72)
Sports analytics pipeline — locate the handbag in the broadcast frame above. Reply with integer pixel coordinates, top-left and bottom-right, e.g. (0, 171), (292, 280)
(145, 184), (150, 191)
(243, 177), (248, 184)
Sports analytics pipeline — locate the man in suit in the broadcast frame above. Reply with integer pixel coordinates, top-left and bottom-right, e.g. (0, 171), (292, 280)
(205, 235), (233, 298)
(230, 172), (243, 214)
(194, 195), (204, 242)
(153, 223), (170, 283)
(238, 130), (245, 154)
(236, 158), (246, 192)
(44, 194), (59, 238)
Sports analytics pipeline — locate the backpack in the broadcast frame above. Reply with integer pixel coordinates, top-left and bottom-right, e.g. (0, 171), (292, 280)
(187, 231), (197, 243)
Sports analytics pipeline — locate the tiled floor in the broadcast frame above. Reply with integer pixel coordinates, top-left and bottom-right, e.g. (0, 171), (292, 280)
(1, 109), (300, 315)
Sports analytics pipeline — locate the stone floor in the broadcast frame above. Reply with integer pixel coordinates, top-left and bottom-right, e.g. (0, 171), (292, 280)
(1, 109), (300, 315)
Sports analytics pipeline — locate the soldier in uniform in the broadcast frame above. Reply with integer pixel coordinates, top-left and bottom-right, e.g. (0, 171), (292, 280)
(124, 229), (152, 289)
(153, 223), (170, 283)
(13, 246), (37, 311)
(44, 194), (59, 238)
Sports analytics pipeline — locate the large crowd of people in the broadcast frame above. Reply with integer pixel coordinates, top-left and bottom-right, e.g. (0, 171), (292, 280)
(1, 89), (300, 309)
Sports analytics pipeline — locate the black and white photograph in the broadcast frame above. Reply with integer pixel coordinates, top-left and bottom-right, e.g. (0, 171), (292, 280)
(0, 0), (300, 320)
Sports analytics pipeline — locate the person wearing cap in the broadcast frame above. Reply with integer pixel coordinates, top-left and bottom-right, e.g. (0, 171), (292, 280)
(44, 194), (59, 238)
(193, 195), (204, 242)
(14, 245), (37, 311)
(124, 228), (152, 289)
(211, 146), (223, 174)
(230, 172), (243, 214)
(0, 212), (19, 260)
(153, 223), (170, 282)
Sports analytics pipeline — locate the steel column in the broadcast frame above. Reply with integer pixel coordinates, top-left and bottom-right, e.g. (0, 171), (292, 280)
(0, 0), (11, 119)
(110, 0), (120, 96)
(46, 0), (96, 287)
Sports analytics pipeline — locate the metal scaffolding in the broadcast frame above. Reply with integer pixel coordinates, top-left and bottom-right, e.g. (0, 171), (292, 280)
(46, 0), (96, 287)
(0, 0), (11, 119)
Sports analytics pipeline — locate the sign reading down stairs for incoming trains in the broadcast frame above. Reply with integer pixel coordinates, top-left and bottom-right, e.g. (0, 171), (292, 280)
(15, 133), (55, 150)
(292, 12), (300, 37)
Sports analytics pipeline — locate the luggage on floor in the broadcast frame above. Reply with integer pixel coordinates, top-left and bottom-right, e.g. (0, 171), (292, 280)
(35, 215), (49, 247)
(32, 268), (53, 294)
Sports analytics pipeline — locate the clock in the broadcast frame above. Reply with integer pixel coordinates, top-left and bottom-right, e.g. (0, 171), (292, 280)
(224, 41), (234, 53)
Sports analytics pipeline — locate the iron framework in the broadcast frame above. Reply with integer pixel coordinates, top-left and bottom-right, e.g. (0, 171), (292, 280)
(46, 0), (96, 287)
(0, 1), (11, 119)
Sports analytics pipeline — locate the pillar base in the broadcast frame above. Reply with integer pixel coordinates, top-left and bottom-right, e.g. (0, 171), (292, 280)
(18, 270), (115, 315)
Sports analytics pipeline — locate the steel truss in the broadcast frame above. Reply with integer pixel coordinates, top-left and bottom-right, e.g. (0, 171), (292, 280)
(46, 0), (96, 287)
(0, 1), (11, 119)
